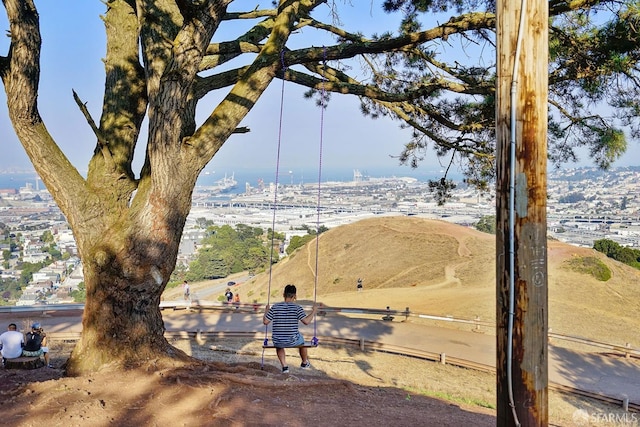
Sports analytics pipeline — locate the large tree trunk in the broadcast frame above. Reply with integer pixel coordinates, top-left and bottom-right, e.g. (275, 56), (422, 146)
(66, 174), (197, 374)
(68, 263), (185, 374)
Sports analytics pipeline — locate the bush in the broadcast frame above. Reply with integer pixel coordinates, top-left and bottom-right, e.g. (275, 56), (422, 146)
(565, 256), (611, 282)
(594, 238), (640, 270)
(71, 282), (87, 302)
(475, 215), (496, 234)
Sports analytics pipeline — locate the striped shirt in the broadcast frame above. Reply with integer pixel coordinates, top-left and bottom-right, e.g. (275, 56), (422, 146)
(265, 302), (306, 347)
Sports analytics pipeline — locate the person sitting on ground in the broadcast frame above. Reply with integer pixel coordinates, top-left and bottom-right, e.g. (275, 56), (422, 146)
(22, 323), (51, 368)
(0, 323), (24, 366)
(263, 284), (318, 373)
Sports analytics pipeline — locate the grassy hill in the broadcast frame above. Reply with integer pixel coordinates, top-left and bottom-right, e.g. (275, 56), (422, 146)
(236, 216), (640, 347)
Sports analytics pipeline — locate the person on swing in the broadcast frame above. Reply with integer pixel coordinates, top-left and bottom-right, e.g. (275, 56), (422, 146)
(263, 284), (318, 373)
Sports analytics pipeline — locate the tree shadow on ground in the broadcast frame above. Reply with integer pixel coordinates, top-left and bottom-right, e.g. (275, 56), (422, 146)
(549, 345), (640, 416)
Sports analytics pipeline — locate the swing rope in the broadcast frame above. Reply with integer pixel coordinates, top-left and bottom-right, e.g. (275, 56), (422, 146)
(261, 49), (326, 365)
(262, 51), (288, 363)
(310, 47), (328, 346)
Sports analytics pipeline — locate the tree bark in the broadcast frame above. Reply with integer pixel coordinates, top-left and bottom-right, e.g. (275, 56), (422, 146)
(66, 194), (193, 374)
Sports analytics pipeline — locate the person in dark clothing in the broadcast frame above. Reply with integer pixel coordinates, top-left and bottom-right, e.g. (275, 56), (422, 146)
(22, 323), (51, 367)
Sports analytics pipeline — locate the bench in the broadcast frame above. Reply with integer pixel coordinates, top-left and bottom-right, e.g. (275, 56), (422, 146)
(3, 356), (45, 370)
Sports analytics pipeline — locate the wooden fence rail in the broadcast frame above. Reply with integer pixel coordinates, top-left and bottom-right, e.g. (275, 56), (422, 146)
(2, 302), (638, 360)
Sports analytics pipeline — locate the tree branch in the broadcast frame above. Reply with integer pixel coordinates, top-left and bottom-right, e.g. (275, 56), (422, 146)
(73, 89), (116, 171)
(73, 90), (105, 146)
(548, 0), (611, 15)
(95, 0), (147, 185)
(284, 12), (496, 66)
(1, 0), (88, 228)
(284, 67), (492, 100)
(187, 0), (324, 167)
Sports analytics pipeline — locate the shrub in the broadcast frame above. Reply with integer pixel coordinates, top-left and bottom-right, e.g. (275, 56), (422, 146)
(475, 215), (496, 234)
(565, 256), (611, 282)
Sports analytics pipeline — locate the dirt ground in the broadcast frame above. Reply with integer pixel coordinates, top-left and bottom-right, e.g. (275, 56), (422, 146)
(0, 337), (635, 427)
(0, 339), (497, 427)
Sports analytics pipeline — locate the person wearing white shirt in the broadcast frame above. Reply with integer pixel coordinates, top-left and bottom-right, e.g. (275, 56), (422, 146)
(0, 323), (24, 364)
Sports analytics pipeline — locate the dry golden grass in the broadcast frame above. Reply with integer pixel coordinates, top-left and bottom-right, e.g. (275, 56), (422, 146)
(236, 216), (640, 347)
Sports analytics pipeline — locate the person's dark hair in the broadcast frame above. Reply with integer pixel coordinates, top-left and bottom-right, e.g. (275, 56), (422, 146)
(284, 284), (297, 299)
(8, 323), (17, 330)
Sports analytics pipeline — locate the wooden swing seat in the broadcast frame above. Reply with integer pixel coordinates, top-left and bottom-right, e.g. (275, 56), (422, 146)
(263, 341), (318, 349)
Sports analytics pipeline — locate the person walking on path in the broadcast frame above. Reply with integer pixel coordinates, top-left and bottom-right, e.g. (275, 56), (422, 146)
(263, 284), (318, 373)
(233, 293), (240, 307)
(182, 281), (190, 301)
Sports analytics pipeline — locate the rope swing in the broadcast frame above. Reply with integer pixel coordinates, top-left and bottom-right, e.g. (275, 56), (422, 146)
(261, 49), (327, 357)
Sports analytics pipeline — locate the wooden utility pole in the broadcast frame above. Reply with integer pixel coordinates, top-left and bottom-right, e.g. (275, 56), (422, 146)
(495, 0), (549, 425)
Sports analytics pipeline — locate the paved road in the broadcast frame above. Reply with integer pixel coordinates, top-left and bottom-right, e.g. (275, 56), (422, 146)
(166, 275), (249, 301)
(5, 308), (639, 405)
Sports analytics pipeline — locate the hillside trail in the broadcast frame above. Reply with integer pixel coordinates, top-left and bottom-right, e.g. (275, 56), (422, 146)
(317, 226), (482, 314)
(366, 220), (475, 290)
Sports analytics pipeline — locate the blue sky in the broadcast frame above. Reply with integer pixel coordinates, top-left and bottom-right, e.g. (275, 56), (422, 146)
(1, 1), (638, 177)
